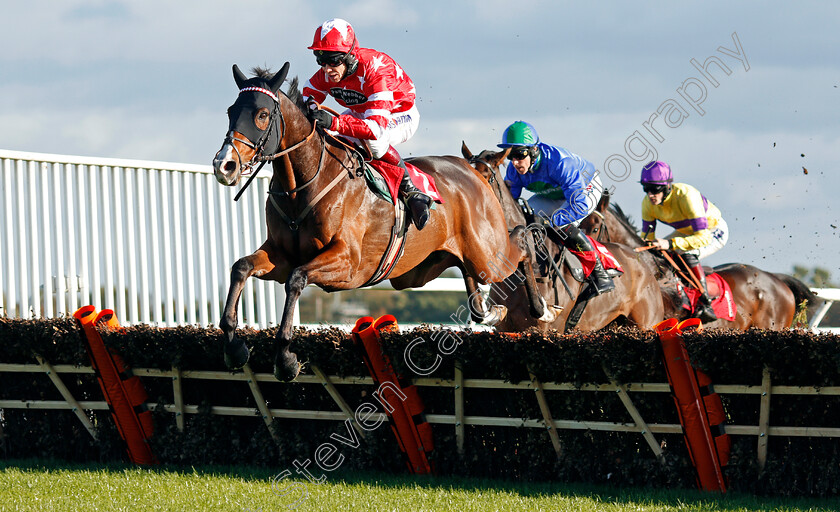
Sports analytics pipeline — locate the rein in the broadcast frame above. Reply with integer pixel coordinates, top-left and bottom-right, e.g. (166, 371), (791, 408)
(637, 246), (704, 291)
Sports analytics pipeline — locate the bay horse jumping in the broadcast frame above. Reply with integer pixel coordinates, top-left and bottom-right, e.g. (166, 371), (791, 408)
(579, 193), (815, 329)
(212, 64), (550, 381)
(461, 144), (664, 332)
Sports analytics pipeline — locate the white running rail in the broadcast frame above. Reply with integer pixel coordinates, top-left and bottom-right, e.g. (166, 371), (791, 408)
(0, 148), (285, 328)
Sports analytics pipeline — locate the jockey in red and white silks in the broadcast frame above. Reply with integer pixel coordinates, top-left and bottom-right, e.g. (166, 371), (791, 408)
(302, 18), (432, 230)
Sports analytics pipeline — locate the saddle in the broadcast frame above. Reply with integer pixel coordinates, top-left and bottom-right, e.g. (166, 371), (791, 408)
(361, 160), (396, 203)
(344, 146), (441, 287)
(519, 199), (622, 283)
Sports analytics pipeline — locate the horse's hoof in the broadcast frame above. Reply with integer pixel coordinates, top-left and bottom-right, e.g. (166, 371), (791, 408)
(273, 351), (301, 382)
(540, 305), (564, 323)
(224, 342), (250, 370)
(481, 305), (508, 326)
(537, 298), (563, 323)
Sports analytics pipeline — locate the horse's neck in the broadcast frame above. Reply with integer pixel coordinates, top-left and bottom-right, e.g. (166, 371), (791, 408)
(605, 216), (640, 247)
(272, 130), (352, 199)
(273, 154), (296, 191)
(491, 170), (526, 228)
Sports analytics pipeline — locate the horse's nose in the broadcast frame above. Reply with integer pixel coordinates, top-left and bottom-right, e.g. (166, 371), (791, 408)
(213, 144), (240, 186)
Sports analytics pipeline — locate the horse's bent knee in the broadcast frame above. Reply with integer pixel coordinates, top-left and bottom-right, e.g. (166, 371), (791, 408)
(230, 258), (255, 284)
(286, 269), (308, 294)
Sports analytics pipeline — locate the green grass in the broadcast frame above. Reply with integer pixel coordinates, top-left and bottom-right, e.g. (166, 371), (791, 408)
(1, 459), (837, 512)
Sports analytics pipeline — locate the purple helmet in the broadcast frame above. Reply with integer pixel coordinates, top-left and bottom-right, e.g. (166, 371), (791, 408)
(640, 161), (673, 184)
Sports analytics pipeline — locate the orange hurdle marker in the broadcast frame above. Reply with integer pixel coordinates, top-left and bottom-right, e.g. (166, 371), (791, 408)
(352, 315), (434, 474)
(74, 306), (157, 465)
(656, 317), (728, 492)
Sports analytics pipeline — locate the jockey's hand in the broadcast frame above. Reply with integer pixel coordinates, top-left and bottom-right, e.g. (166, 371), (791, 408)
(308, 108), (335, 130)
(305, 97), (320, 112)
(652, 238), (671, 251)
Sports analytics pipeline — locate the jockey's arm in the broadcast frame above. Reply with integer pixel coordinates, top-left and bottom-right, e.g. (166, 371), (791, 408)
(549, 158), (590, 226)
(670, 229), (714, 252)
(641, 198), (658, 241)
(332, 70), (395, 141)
(302, 75), (329, 106)
(670, 185), (715, 251)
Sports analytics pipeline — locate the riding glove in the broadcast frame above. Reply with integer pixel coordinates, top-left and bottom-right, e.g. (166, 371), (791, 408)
(309, 109), (335, 130)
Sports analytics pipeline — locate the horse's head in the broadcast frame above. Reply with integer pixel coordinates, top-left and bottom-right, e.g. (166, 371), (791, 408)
(461, 142), (509, 183)
(579, 190), (612, 241)
(213, 63), (290, 186)
(462, 142), (526, 230)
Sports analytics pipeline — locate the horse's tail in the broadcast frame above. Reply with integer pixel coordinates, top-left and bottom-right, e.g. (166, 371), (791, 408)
(773, 273), (818, 323)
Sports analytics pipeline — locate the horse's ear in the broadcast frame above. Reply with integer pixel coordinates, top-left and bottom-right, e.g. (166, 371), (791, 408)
(597, 190), (610, 211)
(461, 141), (472, 159)
(233, 64), (247, 89)
(269, 62), (290, 94)
(498, 147), (510, 163)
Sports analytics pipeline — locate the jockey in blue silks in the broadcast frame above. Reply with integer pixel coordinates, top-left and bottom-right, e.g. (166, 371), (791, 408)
(500, 121), (615, 299)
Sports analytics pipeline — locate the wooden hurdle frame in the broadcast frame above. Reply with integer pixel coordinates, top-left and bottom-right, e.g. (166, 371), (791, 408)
(3, 360), (840, 472)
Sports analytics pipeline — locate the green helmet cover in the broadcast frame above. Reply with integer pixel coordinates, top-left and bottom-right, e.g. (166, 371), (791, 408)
(498, 121), (540, 148)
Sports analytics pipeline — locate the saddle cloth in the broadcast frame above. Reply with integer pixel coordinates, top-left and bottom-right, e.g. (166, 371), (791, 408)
(593, 238), (623, 273)
(368, 159), (443, 205)
(683, 273), (737, 321)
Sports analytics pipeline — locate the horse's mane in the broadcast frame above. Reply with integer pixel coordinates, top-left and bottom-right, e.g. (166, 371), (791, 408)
(250, 66), (307, 113)
(608, 201), (674, 280)
(608, 203), (645, 245)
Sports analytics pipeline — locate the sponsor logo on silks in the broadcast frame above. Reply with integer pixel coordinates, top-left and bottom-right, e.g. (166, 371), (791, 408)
(330, 88), (367, 105)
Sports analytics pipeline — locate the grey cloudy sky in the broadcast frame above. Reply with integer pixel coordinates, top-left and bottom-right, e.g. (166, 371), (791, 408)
(1, 1), (838, 275)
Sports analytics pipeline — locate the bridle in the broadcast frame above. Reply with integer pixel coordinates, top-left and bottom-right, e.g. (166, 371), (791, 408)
(225, 86), (349, 231)
(223, 86), (324, 202)
(589, 210), (610, 243)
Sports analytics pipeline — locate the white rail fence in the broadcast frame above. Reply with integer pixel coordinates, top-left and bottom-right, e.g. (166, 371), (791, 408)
(1, 149), (838, 331)
(0, 149), (288, 328)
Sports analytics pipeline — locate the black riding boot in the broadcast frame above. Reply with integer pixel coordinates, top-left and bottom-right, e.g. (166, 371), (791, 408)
(546, 223), (616, 298)
(690, 263), (718, 322)
(399, 171), (431, 230)
(382, 146), (431, 230)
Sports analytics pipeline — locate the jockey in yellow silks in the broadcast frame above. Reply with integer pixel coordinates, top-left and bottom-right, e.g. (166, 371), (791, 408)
(640, 160), (729, 322)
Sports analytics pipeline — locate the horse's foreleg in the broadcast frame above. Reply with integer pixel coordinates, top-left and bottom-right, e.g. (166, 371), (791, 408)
(273, 240), (356, 382)
(272, 269), (305, 382)
(508, 225), (561, 321)
(463, 274), (507, 326)
(220, 246), (283, 369)
(462, 275), (485, 324)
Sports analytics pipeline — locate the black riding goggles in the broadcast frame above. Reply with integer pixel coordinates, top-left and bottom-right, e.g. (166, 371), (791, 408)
(642, 184), (668, 194)
(314, 51), (346, 67)
(507, 147), (531, 161)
